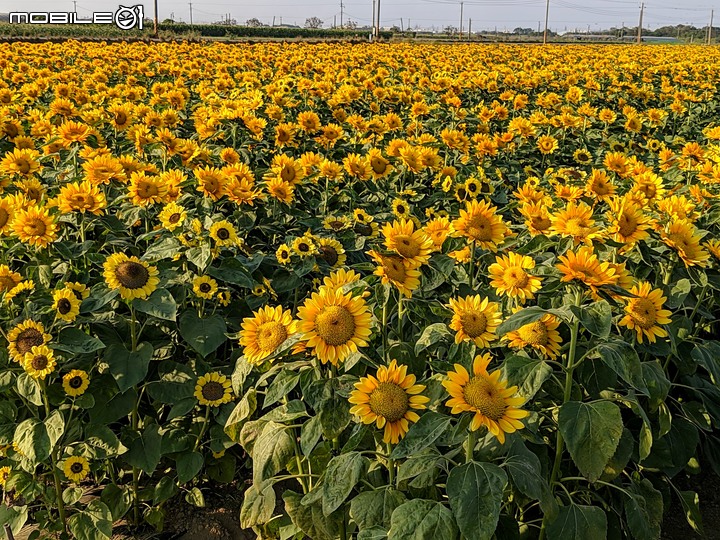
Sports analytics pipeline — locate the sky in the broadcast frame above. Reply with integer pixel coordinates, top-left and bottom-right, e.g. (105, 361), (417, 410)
(1, 0), (718, 31)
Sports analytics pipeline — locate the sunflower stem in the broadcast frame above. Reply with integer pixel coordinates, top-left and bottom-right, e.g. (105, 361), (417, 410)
(291, 428), (308, 494)
(468, 241), (476, 289)
(386, 442), (396, 488)
(382, 285), (389, 363)
(540, 288), (582, 540)
(465, 429), (478, 463)
(192, 406), (211, 453)
(397, 293), (404, 344)
(42, 381), (68, 536)
(129, 304), (141, 526)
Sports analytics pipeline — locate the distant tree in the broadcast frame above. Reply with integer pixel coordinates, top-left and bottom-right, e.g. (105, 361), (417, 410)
(390, 24), (401, 32)
(162, 18), (175, 24)
(444, 25), (457, 35)
(245, 17), (263, 27)
(305, 17), (323, 29)
(513, 27), (533, 35)
(343, 19), (357, 29)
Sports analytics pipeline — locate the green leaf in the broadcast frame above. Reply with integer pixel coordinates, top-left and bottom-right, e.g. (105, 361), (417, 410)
(153, 476), (178, 506)
(387, 499), (459, 540)
(358, 527), (388, 540)
(185, 487), (205, 507)
(300, 415), (323, 456)
(142, 237), (181, 261)
(624, 478), (663, 540)
(105, 342), (153, 393)
(322, 452), (368, 515)
(667, 278), (691, 309)
(601, 429), (634, 482)
(100, 484), (132, 521)
(178, 311), (227, 358)
(240, 480), (276, 529)
(571, 301), (611, 339)
(63, 486), (84, 505)
(67, 501), (113, 540)
(125, 424), (162, 474)
(44, 409), (64, 449)
(186, 245), (212, 272)
(55, 327), (106, 355)
(350, 488), (406, 531)
(642, 417), (698, 477)
(133, 288), (177, 321)
(500, 356), (552, 402)
(0, 504), (28, 537)
(390, 412), (452, 459)
(264, 370), (301, 408)
(14, 418), (51, 463)
(558, 401), (623, 482)
(414, 323), (451, 355)
(546, 504), (607, 540)
(641, 362), (671, 410)
(252, 421), (295, 484)
(207, 257), (255, 288)
(594, 340), (647, 394)
(691, 341), (720, 384)
(506, 439), (557, 519)
(177, 451), (204, 484)
(496, 306), (547, 336)
(447, 461), (507, 539)
(319, 394), (351, 439)
(79, 286), (118, 314)
(284, 490), (342, 540)
(224, 389), (257, 443)
(396, 449), (440, 484)
(16, 373), (42, 406)
(678, 490), (704, 535)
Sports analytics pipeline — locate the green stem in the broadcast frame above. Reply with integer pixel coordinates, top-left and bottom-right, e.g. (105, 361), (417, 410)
(192, 406), (211, 452)
(539, 289), (582, 540)
(382, 287), (389, 363)
(386, 442), (396, 487)
(465, 429), (478, 463)
(397, 293), (404, 344)
(468, 241), (476, 289)
(129, 304), (140, 525)
(42, 381), (67, 536)
(292, 429), (308, 494)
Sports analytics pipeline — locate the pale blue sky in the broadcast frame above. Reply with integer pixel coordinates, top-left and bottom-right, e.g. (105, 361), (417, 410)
(1, 0), (718, 31)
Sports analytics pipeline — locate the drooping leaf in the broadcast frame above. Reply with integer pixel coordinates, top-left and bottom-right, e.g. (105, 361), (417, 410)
(178, 311), (227, 358)
(547, 504), (607, 540)
(447, 461), (507, 539)
(105, 342), (153, 393)
(390, 412), (451, 459)
(322, 452), (368, 515)
(387, 499), (458, 540)
(350, 488), (406, 531)
(240, 479), (276, 529)
(252, 421), (295, 484)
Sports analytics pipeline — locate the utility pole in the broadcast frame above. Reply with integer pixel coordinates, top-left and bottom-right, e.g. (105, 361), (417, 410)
(400, 17), (403, 32)
(468, 18), (471, 40)
(708, 9), (714, 44)
(340, 0), (344, 28)
(376, 0), (381, 36)
(372, 0), (376, 39)
(188, 1), (193, 25)
(153, 0), (158, 36)
(459, 1), (463, 37)
(637, 2), (644, 44)
(543, 0), (550, 44)
(73, 0), (77, 12)
(333, 15), (335, 28)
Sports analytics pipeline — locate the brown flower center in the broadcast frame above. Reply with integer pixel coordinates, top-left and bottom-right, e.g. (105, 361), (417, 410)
(202, 381), (225, 401)
(629, 298), (658, 329)
(169, 213), (181, 224)
(115, 261), (150, 289)
(70, 462), (85, 474)
(369, 382), (409, 423)
(466, 214), (493, 241)
(16, 328), (44, 355)
(216, 228), (230, 240)
(394, 235), (421, 259)
(0, 208), (8, 228)
(199, 283), (212, 293)
(31, 354), (49, 371)
(69, 376), (83, 389)
(383, 255), (407, 282)
(57, 298), (72, 315)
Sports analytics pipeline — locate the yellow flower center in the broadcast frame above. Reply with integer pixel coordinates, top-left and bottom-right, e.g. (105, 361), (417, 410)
(280, 165), (296, 183)
(382, 255), (407, 282)
(57, 298), (72, 315)
(629, 298), (658, 329)
(16, 328), (44, 355)
(257, 321), (288, 352)
(0, 276), (17, 292)
(394, 234), (421, 259)
(369, 382), (409, 423)
(370, 156), (388, 174)
(460, 310), (488, 338)
(23, 218), (47, 236)
(115, 261), (150, 289)
(618, 213), (638, 238)
(466, 214), (493, 241)
(463, 375), (507, 421)
(503, 267), (529, 289)
(201, 381), (225, 402)
(315, 305), (356, 346)
(17, 159), (31, 174)
(517, 321), (549, 346)
(202, 176), (221, 194)
(563, 217), (587, 236)
(31, 354), (49, 371)
(137, 181), (159, 198)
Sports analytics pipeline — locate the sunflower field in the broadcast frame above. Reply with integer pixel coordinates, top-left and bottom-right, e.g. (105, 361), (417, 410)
(1, 40), (720, 540)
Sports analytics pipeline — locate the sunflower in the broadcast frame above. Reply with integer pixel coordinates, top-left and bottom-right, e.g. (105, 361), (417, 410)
(276, 243), (292, 265)
(63, 456), (90, 483)
(82, 155), (126, 185)
(488, 252), (543, 303)
(194, 372), (233, 407)
(22, 345), (56, 380)
(4, 280), (34, 304)
(62, 369), (90, 397)
(391, 199), (411, 219)
(127, 172), (167, 207)
(7, 320), (52, 363)
(381, 219), (433, 269)
(12, 206), (58, 248)
(103, 253), (159, 301)
(550, 201), (601, 246)
(209, 220), (239, 247)
(297, 287), (372, 366)
(423, 216), (451, 251)
(321, 269), (361, 294)
(265, 179), (295, 204)
(317, 238), (347, 268)
(607, 196), (652, 248)
(661, 220), (710, 268)
(239, 305), (296, 365)
(505, 314), (562, 359)
(536, 134), (559, 155)
(291, 235), (316, 258)
(442, 353), (528, 444)
(619, 281), (672, 344)
(55, 181), (106, 215)
(349, 360), (429, 444)
(368, 249), (421, 298)
(519, 201), (552, 236)
(573, 148), (593, 165)
(0, 265), (21, 293)
(353, 209), (373, 224)
(0, 466), (10, 488)
(158, 202), (187, 231)
(192, 276), (218, 299)
(451, 199), (509, 251)
(65, 282), (90, 301)
(448, 295), (501, 348)
(52, 288), (81, 322)
(0, 148), (41, 177)
(195, 166), (227, 201)
(556, 246), (618, 293)
(585, 169), (615, 202)
(0, 198), (15, 236)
